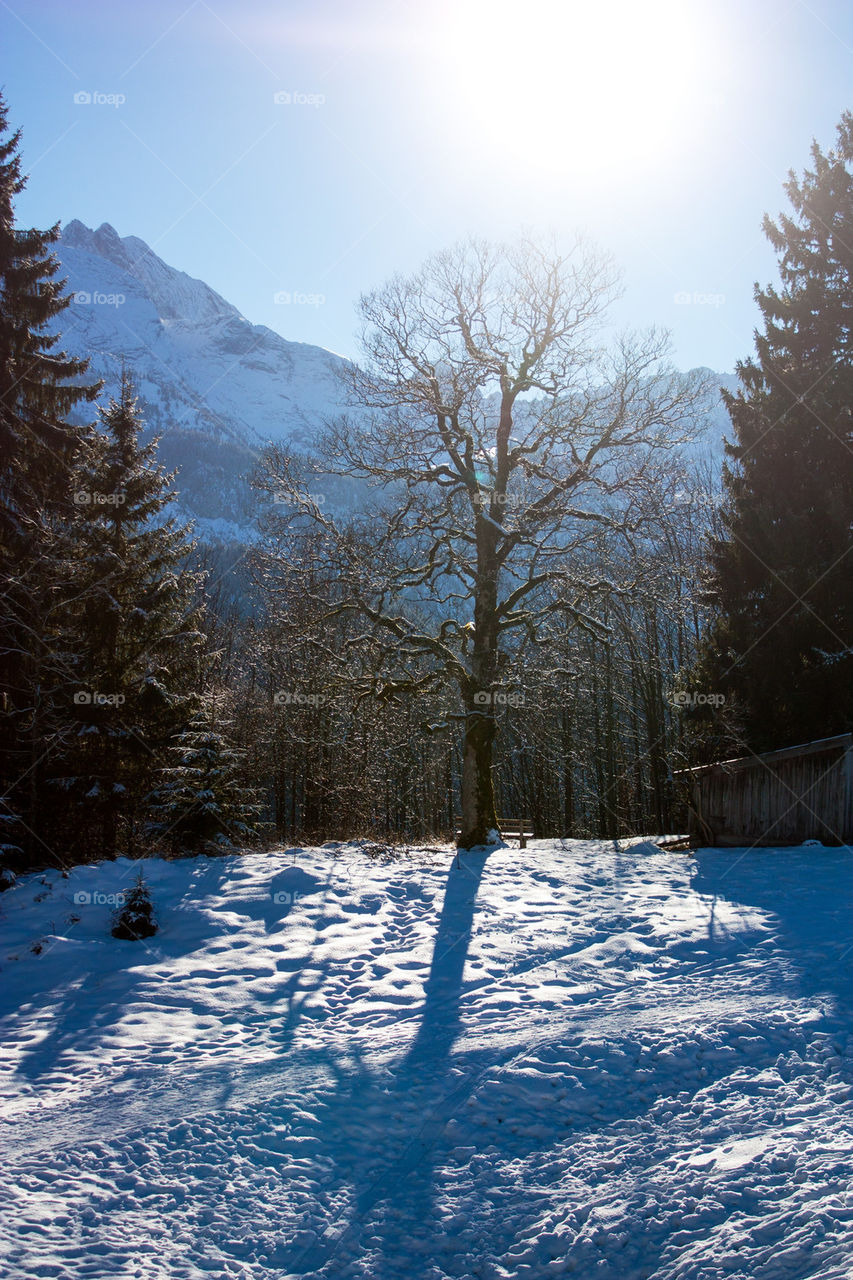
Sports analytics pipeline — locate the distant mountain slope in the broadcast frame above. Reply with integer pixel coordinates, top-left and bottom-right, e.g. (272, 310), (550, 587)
(53, 223), (738, 548)
(54, 221), (351, 543)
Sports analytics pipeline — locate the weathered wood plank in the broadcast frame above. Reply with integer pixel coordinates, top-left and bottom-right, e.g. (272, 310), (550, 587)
(674, 734), (853, 846)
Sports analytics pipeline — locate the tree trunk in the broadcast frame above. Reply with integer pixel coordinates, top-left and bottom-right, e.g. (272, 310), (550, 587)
(562, 699), (575, 836)
(459, 700), (498, 848)
(459, 502), (501, 849)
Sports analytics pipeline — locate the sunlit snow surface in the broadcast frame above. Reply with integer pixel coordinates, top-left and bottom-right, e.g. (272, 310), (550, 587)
(1, 839), (853, 1279)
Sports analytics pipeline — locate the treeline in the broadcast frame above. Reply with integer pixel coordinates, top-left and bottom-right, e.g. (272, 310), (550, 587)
(241, 453), (717, 844)
(2, 93), (851, 871)
(0, 97), (259, 872)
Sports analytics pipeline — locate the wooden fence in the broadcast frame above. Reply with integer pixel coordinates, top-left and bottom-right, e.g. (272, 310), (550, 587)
(674, 733), (853, 847)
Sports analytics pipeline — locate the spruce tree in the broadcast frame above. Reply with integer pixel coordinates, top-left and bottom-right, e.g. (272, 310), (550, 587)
(0, 92), (100, 869)
(53, 374), (207, 859)
(0, 93), (97, 530)
(111, 872), (157, 940)
(699, 113), (853, 752)
(147, 694), (262, 854)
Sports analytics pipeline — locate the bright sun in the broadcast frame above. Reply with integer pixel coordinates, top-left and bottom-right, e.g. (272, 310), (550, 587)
(440, 0), (705, 180)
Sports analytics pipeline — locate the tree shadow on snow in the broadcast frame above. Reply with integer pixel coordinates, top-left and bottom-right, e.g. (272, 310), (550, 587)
(691, 843), (853, 1012)
(282, 846), (495, 1280)
(8, 855), (333, 1100)
(276, 841), (853, 1280)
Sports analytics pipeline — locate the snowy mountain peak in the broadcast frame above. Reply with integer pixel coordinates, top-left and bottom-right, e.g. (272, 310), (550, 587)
(61, 220), (240, 325)
(53, 221), (351, 545)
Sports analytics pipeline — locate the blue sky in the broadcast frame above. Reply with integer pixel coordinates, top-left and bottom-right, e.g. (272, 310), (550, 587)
(3, 0), (851, 372)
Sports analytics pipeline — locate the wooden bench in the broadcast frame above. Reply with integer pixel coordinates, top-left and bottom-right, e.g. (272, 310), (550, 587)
(454, 816), (533, 849)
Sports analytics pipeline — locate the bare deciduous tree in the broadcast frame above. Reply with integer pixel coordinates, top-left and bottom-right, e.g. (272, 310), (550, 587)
(267, 236), (709, 848)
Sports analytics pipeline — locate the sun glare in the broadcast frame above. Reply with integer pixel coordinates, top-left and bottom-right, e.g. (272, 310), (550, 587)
(440, 0), (704, 180)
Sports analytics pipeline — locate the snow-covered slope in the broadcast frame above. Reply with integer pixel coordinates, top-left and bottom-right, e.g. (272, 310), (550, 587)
(2, 838), (853, 1278)
(54, 221), (351, 543)
(59, 220), (348, 449)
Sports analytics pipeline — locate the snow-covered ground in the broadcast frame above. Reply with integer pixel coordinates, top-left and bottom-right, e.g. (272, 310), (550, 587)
(2, 838), (853, 1279)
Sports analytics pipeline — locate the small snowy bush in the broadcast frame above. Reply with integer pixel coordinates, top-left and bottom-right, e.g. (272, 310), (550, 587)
(111, 872), (157, 940)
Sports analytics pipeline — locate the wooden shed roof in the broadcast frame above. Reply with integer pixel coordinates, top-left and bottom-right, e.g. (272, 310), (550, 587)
(674, 732), (853, 778)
